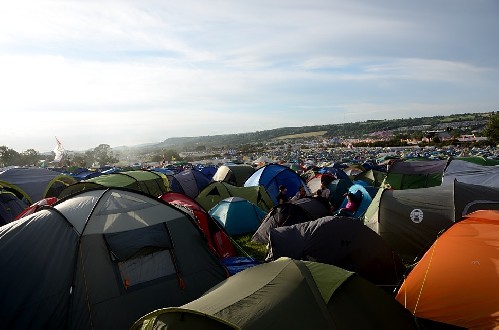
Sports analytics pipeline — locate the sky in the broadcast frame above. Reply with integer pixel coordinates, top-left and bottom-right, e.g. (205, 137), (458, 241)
(1, 0), (498, 153)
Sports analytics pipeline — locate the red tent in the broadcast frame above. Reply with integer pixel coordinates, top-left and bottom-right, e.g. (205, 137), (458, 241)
(159, 192), (237, 259)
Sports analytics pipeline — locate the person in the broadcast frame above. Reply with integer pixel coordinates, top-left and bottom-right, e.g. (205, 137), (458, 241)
(290, 186), (307, 203)
(319, 182), (330, 199)
(335, 192), (360, 217)
(276, 185), (289, 204)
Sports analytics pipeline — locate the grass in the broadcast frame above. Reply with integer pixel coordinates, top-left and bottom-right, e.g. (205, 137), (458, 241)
(232, 234), (268, 261)
(274, 131), (328, 140)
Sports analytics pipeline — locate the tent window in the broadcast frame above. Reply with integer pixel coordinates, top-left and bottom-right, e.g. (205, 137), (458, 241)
(118, 250), (175, 288)
(105, 223), (172, 260)
(104, 223), (177, 288)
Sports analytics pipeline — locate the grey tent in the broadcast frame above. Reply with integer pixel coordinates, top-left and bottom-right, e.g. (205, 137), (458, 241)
(442, 159), (499, 188)
(266, 216), (406, 288)
(132, 258), (419, 330)
(364, 180), (499, 262)
(211, 165), (255, 187)
(251, 197), (332, 244)
(0, 188), (227, 329)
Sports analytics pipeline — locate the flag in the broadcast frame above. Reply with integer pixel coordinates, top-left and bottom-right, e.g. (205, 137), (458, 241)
(54, 136), (65, 162)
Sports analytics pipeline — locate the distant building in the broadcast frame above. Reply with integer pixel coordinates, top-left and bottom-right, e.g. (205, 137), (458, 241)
(457, 134), (487, 142)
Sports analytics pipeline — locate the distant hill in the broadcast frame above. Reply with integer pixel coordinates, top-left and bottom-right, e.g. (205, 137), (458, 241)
(120, 112), (492, 153)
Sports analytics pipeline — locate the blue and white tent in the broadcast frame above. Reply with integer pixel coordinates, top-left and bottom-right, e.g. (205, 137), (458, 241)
(244, 164), (309, 205)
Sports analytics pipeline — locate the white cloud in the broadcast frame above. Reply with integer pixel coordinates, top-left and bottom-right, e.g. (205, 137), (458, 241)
(0, 0), (497, 152)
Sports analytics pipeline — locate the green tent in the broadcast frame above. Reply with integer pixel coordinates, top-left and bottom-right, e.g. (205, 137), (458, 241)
(195, 182), (274, 212)
(59, 170), (170, 199)
(132, 258), (419, 329)
(384, 159), (448, 190)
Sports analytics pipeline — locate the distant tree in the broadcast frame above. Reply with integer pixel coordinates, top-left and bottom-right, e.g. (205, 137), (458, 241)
(0, 146), (20, 167)
(93, 144), (118, 166)
(483, 112), (499, 145)
(20, 149), (40, 166)
(71, 154), (88, 168)
(84, 150), (96, 167)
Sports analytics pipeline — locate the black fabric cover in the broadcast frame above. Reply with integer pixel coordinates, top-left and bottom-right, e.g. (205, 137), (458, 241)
(267, 216), (406, 287)
(251, 197), (331, 244)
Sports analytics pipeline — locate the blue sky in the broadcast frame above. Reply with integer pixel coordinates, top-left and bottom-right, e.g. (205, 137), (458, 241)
(1, 0), (498, 152)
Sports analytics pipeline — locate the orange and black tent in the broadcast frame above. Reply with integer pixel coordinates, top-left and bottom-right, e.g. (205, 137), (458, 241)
(396, 210), (499, 329)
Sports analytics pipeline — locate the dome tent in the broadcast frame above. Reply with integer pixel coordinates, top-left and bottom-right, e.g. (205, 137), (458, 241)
(209, 197), (267, 236)
(0, 188), (227, 329)
(244, 163), (310, 205)
(132, 258), (420, 330)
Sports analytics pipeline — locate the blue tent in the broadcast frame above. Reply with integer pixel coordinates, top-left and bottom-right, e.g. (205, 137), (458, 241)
(209, 197), (266, 236)
(244, 164), (309, 205)
(338, 184), (373, 219)
(167, 169), (211, 199)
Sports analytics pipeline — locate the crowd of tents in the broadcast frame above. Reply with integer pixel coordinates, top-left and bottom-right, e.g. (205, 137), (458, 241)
(0, 155), (498, 329)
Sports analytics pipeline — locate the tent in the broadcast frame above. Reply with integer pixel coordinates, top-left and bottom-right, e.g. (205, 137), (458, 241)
(328, 179), (354, 210)
(0, 188), (228, 329)
(132, 258), (420, 330)
(196, 182), (274, 213)
(59, 170), (169, 199)
(455, 156), (499, 166)
(442, 159), (499, 188)
(266, 216), (406, 288)
(208, 197), (266, 236)
(70, 168), (104, 181)
(337, 184), (372, 219)
(14, 196), (58, 221)
(211, 165), (255, 187)
(396, 210), (499, 329)
(364, 180), (499, 263)
(385, 159), (448, 190)
(160, 192), (237, 258)
(0, 190), (28, 226)
(354, 168), (387, 188)
(251, 197), (332, 244)
(167, 169), (211, 198)
(0, 167), (76, 204)
(244, 163), (310, 205)
(195, 165), (219, 180)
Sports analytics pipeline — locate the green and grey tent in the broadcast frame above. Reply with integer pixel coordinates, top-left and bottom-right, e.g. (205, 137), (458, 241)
(384, 159), (448, 190)
(0, 188), (227, 329)
(364, 180), (499, 262)
(58, 170), (169, 199)
(196, 181), (274, 213)
(132, 258), (419, 330)
(211, 165), (256, 187)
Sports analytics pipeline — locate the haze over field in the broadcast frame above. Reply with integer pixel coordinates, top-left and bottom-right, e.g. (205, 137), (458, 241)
(1, 0), (498, 152)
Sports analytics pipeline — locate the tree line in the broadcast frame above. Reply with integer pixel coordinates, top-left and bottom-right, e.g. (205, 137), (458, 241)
(1, 112), (498, 168)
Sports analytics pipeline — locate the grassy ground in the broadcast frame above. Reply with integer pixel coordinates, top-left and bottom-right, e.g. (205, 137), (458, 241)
(232, 234), (268, 261)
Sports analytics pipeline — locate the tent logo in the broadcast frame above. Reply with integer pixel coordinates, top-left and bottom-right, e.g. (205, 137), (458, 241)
(410, 209), (424, 223)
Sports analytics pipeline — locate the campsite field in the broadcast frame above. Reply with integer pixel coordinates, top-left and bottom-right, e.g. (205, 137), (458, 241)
(233, 234), (268, 261)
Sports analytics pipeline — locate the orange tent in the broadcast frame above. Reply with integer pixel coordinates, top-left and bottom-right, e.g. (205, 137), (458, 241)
(396, 210), (499, 329)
